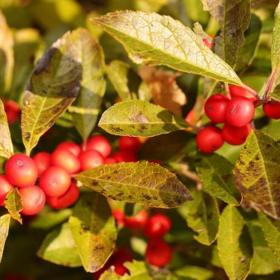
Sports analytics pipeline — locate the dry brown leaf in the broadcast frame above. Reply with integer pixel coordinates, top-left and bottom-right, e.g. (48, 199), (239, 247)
(139, 66), (187, 116)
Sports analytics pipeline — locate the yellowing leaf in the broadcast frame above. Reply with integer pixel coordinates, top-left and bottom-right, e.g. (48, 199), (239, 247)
(98, 100), (187, 137)
(76, 161), (191, 208)
(234, 131), (280, 220)
(0, 214), (10, 263)
(69, 193), (117, 273)
(4, 188), (22, 224)
(217, 206), (252, 280)
(0, 99), (13, 158)
(21, 30), (82, 155)
(92, 11), (242, 85)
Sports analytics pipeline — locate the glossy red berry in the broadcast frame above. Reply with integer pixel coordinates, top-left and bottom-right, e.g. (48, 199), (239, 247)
(229, 85), (258, 102)
(56, 141), (81, 157)
(5, 154), (38, 188)
(47, 181), (80, 209)
(39, 166), (71, 197)
(86, 135), (111, 157)
(124, 210), (148, 230)
(32, 152), (51, 176)
(19, 186), (46, 216)
(263, 101), (280, 119)
(110, 249), (133, 276)
(222, 123), (251, 145)
(196, 126), (224, 153)
(51, 148), (80, 174)
(145, 239), (172, 267)
(144, 213), (172, 238)
(204, 94), (229, 123)
(225, 97), (255, 127)
(0, 175), (13, 206)
(119, 136), (142, 153)
(4, 100), (21, 124)
(79, 150), (104, 171)
(113, 150), (137, 162)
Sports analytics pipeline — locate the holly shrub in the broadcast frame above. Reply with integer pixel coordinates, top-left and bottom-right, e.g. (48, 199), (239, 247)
(1, 0), (280, 280)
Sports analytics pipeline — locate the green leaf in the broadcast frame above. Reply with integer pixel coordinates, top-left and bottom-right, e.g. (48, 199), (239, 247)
(203, 0), (251, 67)
(272, 1), (280, 69)
(196, 154), (239, 205)
(76, 161), (191, 208)
(38, 222), (82, 267)
(175, 265), (213, 280)
(92, 11), (242, 85)
(0, 98), (13, 158)
(178, 191), (219, 245)
(235, 14), (262, 72)
(69, 193), (117, 273)
(69, 28), (106, 141)
(0, 12), (14, 94)
(21, 30), (82, 155)
(134, 0), (168, 12)
(234, 131), (280, 220)
(98, 100), (187, 137)
(217, 206), (252, 280)
(258, 213), (280, 264)
(4, 188), (22, 224)
(247, 218), (280, 275)
(106, 60), (132, 100)
(0, 214), (10, 263)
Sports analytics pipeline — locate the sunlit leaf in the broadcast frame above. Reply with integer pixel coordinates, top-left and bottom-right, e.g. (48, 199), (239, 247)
(69, 193), (117, 273)
(21, 30), (82, 155)
(92, 11), (242, 85)
(4, 188), (22, 224)
(0, 214), (10, 263)
(99, 100), (187, 137)
(76, 161), (191, 208)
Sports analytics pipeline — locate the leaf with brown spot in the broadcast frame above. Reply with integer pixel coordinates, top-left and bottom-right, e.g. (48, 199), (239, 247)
(69, 193), (117, 273)
(0, 98), (13, 158)
(4, 188), (22, 224)
(234, 131), (280, 220)
(21, 30), (82, 155)
(76, 161), (191, 208)
(138, 66), (186, 116)
(98, 100), (187, 137)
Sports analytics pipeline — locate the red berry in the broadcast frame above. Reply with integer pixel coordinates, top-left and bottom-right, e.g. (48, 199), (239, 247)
(229, 85), (257, 102)
(225, 97), (255, 127)
(56, 141), (81, 156)
(19, 186), (46, 216)
(263, 101), (280, 119)
(104, 157), (117, 164)
(145, 239), (172, 267)
(196, 126), (224, 153)
(124, 210), (148, 230)
(222, 123), (251, 145)
(113, 150), (137, 162)
(119, 136), (141, 153)
(86, 135), (111, 157)
(204, 94), (229, 123)
(47, 181), (79, 209)
(5, 154), (38, 188)
(39, 166), (71, 197)
(4, 100), (21, 124)
(110, 249), (133, 276)
(112, 209), (125, 226)
(144, 214), (172, 238)
(79, 150), (104, 171)
(51, 148), (80, 174)
(32, 152), (51, 176)
(0, 175), (13, 206)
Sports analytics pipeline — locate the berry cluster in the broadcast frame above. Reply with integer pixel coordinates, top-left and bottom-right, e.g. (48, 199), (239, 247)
(0, 135), (141, 216)
(113, 209), (173, 268)
(196, 85), (257, 153)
